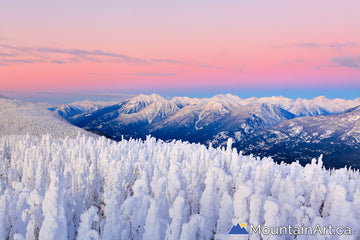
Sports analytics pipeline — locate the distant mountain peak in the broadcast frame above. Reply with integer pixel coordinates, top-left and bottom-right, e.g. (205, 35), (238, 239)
(312, 96), (329, 102)
(129, 93), (166, 104)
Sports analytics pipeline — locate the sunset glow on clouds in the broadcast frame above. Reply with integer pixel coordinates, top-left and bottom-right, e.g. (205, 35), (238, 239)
(0, 0), (359, 97)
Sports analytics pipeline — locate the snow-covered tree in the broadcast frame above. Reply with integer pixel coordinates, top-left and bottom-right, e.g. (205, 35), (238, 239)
(0, 134), (359, 239)
(216, 191), (233, 234)
(180, 214), (203, 240)
(120, 178), (151, 240)
(24, 189), (43, 240)
(199, 168), (220, 240)
(263, 197), (280, 240)
(39, 170), (67, 240)
(165, 193), (188, 240)
(233, 183), (252, 224)
(0, 192), (10, 239)
(143, 177), (169, 240)
(76, 206), (99, 240)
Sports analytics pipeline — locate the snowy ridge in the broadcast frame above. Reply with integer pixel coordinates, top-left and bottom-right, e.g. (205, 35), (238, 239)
(180, 94), (360, 117)
(248, 96), (360, 116)
(1, 135), (359, 239)
(52, 100), (118, 119)
(59, 93), (360, 123)
(0, 98), (91, 138)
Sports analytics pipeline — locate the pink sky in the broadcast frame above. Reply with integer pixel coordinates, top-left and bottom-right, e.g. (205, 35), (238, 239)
(1, 0), (359, 95)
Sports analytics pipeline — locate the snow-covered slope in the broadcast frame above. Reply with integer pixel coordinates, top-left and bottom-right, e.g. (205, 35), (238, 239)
(51, 99), (118, 120)
(0, 98), (90, 138)
(235, 106), (360, 168)
(0, 135), (359, 239)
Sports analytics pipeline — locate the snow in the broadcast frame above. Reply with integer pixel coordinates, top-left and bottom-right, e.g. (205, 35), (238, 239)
(171, 96), (205, 107)
(0, 98), (91, 138)
(195, 101), (229, 130)
(236, 95), (360, 116)
(289, 125), (303, 137)
(39, 170), (67, 240)
(115, 93), (180, 124)
(59, 93), (360, 151)
(53, 100), (117, 119)
(70, 99), (117, 110)
(217, 94), (360, 117)
(1, 135), (360, 239)
(67, 93), (360, 130)
(241, 95), (360, 116)
(348, 115), (360, 122)
(77, 206), (100, 240)
(319, 130), (335, 139)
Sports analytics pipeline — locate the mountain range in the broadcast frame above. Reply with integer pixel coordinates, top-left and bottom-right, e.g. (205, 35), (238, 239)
(50, 93), (360, 168)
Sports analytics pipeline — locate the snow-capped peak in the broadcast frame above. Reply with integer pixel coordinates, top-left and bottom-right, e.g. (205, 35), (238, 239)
(210, 94), (243, 107)
(257, 96), (293, 105)
(129, 93), (166, 105)
(312, 96), (328, 102)
(117, 94), (180, 124)
(171, 96), (205, 107)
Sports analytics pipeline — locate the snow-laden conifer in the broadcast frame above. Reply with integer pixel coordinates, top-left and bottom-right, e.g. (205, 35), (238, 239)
(39, 170), (67, 240)
(0, 134), (359, 239)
